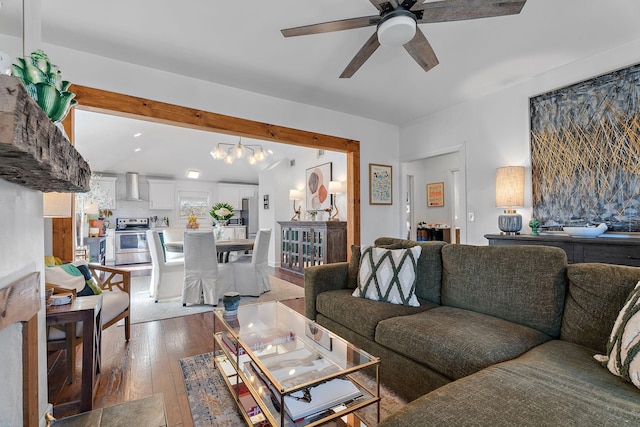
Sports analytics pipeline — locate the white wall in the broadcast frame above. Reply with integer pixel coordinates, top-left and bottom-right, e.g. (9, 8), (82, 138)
(400, 38), (640, 245)
(0, 180), (48, 426)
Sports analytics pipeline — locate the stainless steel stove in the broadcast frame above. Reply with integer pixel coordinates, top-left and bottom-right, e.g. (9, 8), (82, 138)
(115, 218), (151, 265)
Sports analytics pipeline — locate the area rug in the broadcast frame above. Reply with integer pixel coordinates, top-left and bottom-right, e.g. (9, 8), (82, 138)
(130, 275), (304, 324)
(179, 352), (407, 427)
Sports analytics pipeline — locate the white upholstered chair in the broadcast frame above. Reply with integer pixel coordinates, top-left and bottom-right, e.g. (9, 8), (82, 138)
(147, 230), (184, 302)
(162, 228), (184, 261)
(230, 229), (272, 296)
(182, 231), (234, 305)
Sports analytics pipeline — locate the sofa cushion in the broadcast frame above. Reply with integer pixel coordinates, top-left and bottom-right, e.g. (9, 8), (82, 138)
(316, 289), (436, 340)
(374, 238), (446, 304)
(561, 263), (640, 354)
(353, 245), (422, 306)
(441, 244), (567, 337)
(595, 281), (640, 389)
(378, 340), (640, 427)
(375, 306), (551, 380)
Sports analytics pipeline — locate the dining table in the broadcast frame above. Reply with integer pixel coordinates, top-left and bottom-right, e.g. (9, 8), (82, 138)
(164, 238), (254, 263)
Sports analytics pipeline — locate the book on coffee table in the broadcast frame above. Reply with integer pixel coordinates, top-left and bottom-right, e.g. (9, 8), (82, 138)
(246, 360), (362, 424)
(283, 377), (362, 421)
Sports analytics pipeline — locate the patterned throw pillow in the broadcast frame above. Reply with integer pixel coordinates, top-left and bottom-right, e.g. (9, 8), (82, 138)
(352, 245), (422, 306)
(594, 280), (640, 389)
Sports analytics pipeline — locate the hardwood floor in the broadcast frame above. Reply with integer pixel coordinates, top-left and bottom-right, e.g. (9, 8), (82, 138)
(48, 296), (305, 425)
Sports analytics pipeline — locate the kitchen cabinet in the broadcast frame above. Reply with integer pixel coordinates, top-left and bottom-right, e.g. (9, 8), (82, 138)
(233, 226), (246, 240)
(278, 221), (347, 278)
(148, 179), (175, 210)
(219, 227), (235, 240)
(97, 176), (117, 209)
(217, 183), (258, 210)
(105, 229), (115, 265)
(216, 226), (247, 240)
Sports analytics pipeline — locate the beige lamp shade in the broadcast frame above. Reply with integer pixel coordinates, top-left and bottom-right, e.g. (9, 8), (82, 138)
(289, 189), (301, 201)
(495, 166), (525, 208)
(328, 181), (343, 194)
(43, 193), (72, 218)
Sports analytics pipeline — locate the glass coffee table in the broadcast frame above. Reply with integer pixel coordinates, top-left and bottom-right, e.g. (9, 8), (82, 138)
(213, 301), (380, 426)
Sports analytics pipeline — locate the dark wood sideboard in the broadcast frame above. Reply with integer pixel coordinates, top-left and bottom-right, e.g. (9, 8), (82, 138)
(278, 221), (347, 278)
(485, 234), (640, 267)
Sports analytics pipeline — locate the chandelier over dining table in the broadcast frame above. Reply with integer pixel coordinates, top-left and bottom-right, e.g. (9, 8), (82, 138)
(210, 138), (268, 165)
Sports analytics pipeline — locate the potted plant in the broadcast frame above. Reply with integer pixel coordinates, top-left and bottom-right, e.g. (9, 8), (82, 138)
(309, 211), (318, 221)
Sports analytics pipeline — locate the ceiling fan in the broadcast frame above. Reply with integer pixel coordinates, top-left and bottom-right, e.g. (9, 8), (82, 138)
(281, 0), (527, 78)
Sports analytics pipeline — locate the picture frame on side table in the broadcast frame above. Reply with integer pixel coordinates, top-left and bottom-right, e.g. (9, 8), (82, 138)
(427, 182), (445, 207)
(369, 163), (392, 205)
(306, 162), (333, 211)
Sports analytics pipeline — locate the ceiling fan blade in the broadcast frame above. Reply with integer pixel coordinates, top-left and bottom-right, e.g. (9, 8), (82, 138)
(414, 0), (526, 23)
(369, 0), (398, 11)
(282, 16), (379, 37)
(340, 32), (381, 78)
(403, 28), (439, 72)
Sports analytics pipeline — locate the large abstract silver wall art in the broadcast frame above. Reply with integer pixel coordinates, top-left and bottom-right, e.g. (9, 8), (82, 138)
(530, 63), (640, 232)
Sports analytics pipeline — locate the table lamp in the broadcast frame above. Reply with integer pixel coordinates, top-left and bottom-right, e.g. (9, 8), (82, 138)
(328, 181), (343, 221)
(495, 166), (525, 234)
(289, 189), (301, 221)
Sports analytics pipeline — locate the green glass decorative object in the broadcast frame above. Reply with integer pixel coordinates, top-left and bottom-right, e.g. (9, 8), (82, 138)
(529, 217), (541, 236)
(10, 50), (77, 123)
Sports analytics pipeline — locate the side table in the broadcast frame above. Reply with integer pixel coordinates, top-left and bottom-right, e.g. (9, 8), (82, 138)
(47, 295), (103, 413)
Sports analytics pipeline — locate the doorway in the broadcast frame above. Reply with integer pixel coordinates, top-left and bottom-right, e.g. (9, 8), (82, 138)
(54, 86), (361, 260)
(401, 145), (466, 243)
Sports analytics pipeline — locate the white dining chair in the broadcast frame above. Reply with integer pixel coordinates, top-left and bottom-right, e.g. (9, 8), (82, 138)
(147, 230), (184, 302)
(230, 229), (272, 296)
(182, 231), (235, 305)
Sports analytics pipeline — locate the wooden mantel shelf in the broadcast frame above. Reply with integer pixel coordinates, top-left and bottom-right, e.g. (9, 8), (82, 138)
(0, 75), (90, 192)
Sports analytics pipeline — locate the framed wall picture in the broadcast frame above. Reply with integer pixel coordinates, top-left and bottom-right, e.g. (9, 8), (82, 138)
(369, 163), (392, 205)
(306, 162), (332, 211)
(427, 182), (444, 207)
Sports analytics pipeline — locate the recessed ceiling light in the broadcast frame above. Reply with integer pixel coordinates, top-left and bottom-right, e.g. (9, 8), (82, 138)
(187, 170), (200, 179)
(133, 132), (142, 137)
(134, 148), (141, 152)
(267, 149), (274, 154)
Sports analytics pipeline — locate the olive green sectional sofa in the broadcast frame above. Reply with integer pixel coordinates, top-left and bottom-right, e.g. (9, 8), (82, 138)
(304, 238), (640, 426)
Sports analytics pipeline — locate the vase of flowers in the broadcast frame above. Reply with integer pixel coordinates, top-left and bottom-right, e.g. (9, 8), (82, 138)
(210, 202), (235, 226)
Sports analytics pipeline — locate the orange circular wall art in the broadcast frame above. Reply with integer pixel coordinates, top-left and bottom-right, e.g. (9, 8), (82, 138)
(306, 162), (333, 211)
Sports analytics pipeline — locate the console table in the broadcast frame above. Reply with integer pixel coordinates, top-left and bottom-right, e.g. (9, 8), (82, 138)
(278, 221), (347, 278)
(485, 234), (640, 267)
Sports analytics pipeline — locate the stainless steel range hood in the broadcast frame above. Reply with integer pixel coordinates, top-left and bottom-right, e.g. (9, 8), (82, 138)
(125, 172), (143, 201)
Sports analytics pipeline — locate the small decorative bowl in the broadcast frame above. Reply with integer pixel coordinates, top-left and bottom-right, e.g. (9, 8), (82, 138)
(563, 223), (607, 238)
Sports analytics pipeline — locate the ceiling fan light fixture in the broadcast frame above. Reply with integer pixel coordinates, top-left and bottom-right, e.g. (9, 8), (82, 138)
(377, 11), (416, 47)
